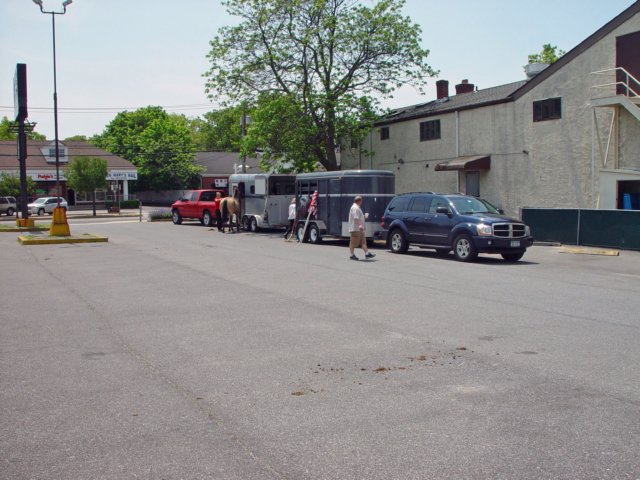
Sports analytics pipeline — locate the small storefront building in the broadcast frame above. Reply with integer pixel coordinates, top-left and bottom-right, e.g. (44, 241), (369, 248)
(0, 140), (137, 205)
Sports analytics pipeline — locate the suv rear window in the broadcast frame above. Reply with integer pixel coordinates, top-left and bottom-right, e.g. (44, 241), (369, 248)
(387, 196), (410, 212)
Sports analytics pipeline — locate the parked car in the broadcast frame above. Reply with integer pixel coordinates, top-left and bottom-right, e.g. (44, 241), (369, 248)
(0, 196), (17, 216)
(171, 190), (224, 226)
(27, 197), (68, 216)
(380, 192), (533, 262)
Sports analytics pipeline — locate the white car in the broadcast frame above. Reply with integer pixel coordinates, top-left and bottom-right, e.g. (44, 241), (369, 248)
(28, 197), (68, 215)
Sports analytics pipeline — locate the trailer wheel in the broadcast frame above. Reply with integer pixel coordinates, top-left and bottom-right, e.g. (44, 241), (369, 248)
(249, 216), (258, 232)
(308, 223), (321, 244)
(242, 216), (251, 231)
(296, 223), (308, 243)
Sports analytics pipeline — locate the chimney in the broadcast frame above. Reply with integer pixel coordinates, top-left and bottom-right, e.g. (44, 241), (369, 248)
(455, 79), (475, 95)
(436, 80), (449, 99)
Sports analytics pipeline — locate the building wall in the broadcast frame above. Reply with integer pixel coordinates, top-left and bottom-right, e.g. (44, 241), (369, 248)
(342, 11), (640, 217)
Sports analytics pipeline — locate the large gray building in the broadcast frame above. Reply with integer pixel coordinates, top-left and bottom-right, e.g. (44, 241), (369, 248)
(341, 2), (640, 216)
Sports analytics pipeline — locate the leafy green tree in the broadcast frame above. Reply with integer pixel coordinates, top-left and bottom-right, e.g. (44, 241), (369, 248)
(0, 116), (46, 140)
(93, 106), (203, 191)
(64, 135), (88, 142)
(528, 44), (566, 64)
(205, 0), (436, 171)
(65, 156), (108, 216)
(0, 172), (35, 197)
(189, 106), (245, 151)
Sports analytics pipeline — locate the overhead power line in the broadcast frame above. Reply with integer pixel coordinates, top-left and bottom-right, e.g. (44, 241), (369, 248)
(0, 103), (214, 114)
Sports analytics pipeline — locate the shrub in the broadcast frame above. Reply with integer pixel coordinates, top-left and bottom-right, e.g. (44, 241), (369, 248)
(105, 200), (140, 209)
(147, 208), (172, 221)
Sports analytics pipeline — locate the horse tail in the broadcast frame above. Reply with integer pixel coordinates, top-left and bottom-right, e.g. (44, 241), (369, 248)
(221, 198), (228, 222)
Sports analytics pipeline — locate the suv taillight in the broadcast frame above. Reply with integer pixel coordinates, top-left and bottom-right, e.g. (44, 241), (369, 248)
(380, 219), (385, 229)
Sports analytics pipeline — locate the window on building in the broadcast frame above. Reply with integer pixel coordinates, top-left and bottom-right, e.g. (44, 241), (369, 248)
(419, 120), (441, 141)
(533, 97), (562, 122)
(380, 127), (390, 141)
(48, 148), (66, 157)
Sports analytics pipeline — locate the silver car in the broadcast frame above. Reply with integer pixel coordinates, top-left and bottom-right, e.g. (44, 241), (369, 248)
(28, 197), (68, 215)
(0, 196), (17, 216)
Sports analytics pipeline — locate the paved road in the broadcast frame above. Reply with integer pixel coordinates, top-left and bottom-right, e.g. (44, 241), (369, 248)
(1, 221), (639, 479)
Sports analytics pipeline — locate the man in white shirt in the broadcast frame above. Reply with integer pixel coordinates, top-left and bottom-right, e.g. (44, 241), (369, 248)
(348, 196), (375, 261)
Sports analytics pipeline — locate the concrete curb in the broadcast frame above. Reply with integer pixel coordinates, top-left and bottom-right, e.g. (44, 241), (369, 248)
(558, 246), (619, 256)
(17, 233), (109, 245)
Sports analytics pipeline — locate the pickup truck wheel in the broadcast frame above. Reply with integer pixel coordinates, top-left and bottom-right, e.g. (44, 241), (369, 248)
(249, 216), (258, 232)
(501, 250), (525, 262)
(203, 210), (212, 226)
(453, 234), (478, 262)
(389, 229), (408, 253)
(296, 223), (308, 243)
(172, 209), (182, 225)
(308, 223), (321, 244)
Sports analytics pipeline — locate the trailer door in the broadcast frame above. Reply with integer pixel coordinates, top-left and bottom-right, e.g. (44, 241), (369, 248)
(329, 179), (341, 235)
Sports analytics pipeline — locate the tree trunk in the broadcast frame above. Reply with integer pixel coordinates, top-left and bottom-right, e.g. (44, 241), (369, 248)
(322, 105), (339, 171)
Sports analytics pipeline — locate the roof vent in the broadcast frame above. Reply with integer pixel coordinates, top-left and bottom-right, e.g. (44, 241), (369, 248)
(524, 62), (549, 80)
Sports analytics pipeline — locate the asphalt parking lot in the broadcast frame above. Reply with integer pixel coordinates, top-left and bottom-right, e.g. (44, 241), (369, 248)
(1, 220), (639, 479)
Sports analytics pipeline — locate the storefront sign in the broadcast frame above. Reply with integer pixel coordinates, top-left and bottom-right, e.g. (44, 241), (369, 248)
(106, 170), (138, 180)
(27, 170), (67, 181)
(214, 178), (228, 187)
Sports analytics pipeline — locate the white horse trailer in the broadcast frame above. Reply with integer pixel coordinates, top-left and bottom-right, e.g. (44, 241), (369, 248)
(229, 173), (296, 231)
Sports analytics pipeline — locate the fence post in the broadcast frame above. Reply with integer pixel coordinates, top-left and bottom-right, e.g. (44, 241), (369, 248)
(576, 209), (581, 246)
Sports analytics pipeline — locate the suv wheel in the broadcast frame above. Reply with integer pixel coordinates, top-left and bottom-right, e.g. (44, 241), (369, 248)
(37, 208), (45, 216)
(501, 251), (525, 262)
(453, 234), (478, 262)
(172, 209), (183, 225)
(6, 207), (14, 216)
(389, 229), (408, 253)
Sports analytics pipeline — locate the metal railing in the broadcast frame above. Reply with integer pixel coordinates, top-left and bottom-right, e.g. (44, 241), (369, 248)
(591, 67), (640, 98)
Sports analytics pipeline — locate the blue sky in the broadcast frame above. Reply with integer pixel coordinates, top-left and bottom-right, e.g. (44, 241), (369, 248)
(1, 0), (636, 140)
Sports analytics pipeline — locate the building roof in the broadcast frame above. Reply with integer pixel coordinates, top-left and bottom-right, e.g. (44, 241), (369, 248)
(0, 140), (136, 170)
(511, 1), (640, 99)
(377, 81), (526, 126)
(377, 1), (640, 125)
(194, 151), (264, 175)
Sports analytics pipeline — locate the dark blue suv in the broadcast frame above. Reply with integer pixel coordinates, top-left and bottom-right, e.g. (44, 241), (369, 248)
(380, 193), (533, 262)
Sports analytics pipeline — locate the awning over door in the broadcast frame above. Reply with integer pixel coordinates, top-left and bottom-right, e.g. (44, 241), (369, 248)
(434, 155), (491, 171)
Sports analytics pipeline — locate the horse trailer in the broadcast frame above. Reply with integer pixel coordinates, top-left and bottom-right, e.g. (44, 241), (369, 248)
(229, 173), (296, 231)
(294, 170), (395, 243)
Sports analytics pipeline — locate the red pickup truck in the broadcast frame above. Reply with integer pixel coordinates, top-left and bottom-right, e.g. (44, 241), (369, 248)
(171, 190), (223, 226)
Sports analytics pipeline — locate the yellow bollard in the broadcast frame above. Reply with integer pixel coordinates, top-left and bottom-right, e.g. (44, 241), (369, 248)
(16, 218), (35, 228)
(49, 206), (71, 236)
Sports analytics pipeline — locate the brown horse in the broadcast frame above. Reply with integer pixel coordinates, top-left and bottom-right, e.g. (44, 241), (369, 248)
(220, 188), (241, 233)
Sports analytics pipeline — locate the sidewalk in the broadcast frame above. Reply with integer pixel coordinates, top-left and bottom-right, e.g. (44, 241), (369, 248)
(0, 207), (145, 222)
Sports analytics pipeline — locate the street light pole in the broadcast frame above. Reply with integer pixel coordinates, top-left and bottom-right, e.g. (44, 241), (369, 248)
(33, 0), (73, 208)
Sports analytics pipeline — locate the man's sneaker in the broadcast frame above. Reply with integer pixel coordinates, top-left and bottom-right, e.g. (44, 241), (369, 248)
(350, 254), (359, 261)
(365, 252), (376, 259)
